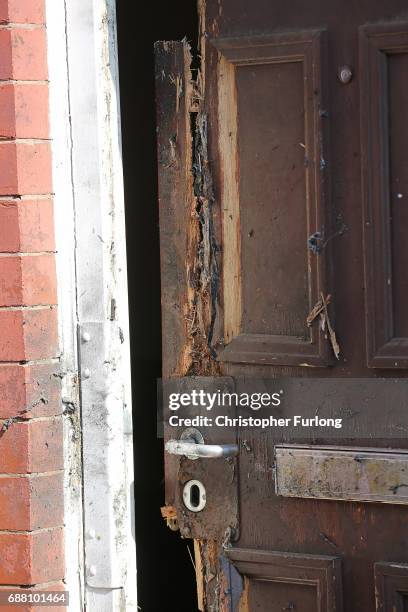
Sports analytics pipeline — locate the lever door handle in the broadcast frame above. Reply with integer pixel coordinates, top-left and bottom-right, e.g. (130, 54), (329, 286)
(165, 427), (238, 459)
(165, 439), (239, 459)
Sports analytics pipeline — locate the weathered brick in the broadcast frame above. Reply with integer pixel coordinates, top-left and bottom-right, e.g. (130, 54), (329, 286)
(0, 83), (15, 137)
(0, 83), (49, 139)
(0, 528), (64, 585)
(0, 257), (20, 305)
(0, 363), (62, 420)
(31, 528), (64, 584)
(28, 418), (63, 473)
(29, 473), (64, 530)
(0, 142), (52, 196)
(0, 310), (24, 359)
(0, 307), (58, 361)
(21, 255), (57, 305)
(0, 199), (55, 253)
(0, 473), (63, 530)
(0, 0), (46, 25)
(23, 364), (62, 419)
(0, 142), (17, 195)
(0, 28), (12, 78)
(0, 254), (57, 306)
(0, 418), (63, 473)
(0, 365), (25, 417)
(0, 200), (19, 251)
(0, 533), (31, 584)
(0, 476), (29, 530)
(0, 28), (48, 81)
(0, 2), (63, 595)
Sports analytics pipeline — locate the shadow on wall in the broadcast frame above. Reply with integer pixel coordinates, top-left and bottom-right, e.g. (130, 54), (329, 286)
(116, 1), (199, 611)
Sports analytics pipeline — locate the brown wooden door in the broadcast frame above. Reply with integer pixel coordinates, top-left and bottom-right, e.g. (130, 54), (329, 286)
(156, 1), (408, 610)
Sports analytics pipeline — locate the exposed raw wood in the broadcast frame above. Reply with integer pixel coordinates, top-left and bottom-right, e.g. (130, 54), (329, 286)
(160, 505), (179, 531)
(186, 111), (221, 375)
(160, 505), (177, 519)
(238, 577), (250, 612)
(156, 42), (220, 377)
(217, 53), (241, 347)
(193, 540), (221, 610)
(319, 292), (340, 359)
(307, 294), (332, 326)
(194, 540), (205, 611)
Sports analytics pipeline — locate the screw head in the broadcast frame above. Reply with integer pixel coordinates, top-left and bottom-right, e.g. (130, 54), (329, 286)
(88, 565), (97, 577)
(82, 368), (91, 379)
(82, 331), (91, 343)
(338, 65), (353, 84)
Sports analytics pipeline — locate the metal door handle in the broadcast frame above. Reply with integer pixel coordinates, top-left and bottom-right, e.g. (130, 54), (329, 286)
(165, 439), (239, 458)
(165, 427), (239, 460)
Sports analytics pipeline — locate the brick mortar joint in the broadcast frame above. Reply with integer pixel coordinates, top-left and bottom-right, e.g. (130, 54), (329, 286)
(0, 527), (64, 536)
(0, 580), (65, 589)
(0, 304), (57, 311)
(0, 195), (53, 201)
(0, 80), (49, 85)
(0, 414), (63, 425)
(0, 358), (60, 366)
(0, 252), (56, 257)
(0, 139), (51, 144)
(0, 24), (45, 30)
(0, 470), (64, 478)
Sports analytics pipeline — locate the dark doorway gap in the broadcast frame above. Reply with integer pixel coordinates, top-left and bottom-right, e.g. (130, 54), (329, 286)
(116, 2), (199, 611)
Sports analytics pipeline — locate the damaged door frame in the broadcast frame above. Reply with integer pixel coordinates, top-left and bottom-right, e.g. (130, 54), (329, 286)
(46, 1), (136, 610)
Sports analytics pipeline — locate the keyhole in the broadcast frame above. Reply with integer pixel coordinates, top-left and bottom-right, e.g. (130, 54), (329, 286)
(190, 484), (200, 508)
(182, 479), (206, 512)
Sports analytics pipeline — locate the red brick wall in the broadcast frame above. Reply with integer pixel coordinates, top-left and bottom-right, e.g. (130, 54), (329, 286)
(0, 0), (65, 607)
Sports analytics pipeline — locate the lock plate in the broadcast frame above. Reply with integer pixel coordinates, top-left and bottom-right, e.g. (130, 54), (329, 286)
(163, 376), (239, 541)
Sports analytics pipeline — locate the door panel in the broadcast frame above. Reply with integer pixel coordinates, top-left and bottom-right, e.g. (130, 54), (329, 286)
(228, 549), (342, 612)
(375, 563), (408, 611)
(215, 31), (331, 367)
(361, 23), (408, 367)
(155, 0), (408, 610)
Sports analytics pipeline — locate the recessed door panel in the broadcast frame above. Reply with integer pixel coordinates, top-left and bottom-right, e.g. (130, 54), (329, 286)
(214, 32), (332, 367)
(361, 23), (408, 367)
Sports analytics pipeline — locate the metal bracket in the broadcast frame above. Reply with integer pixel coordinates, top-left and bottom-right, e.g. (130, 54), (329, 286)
(78, 322), (127, 589)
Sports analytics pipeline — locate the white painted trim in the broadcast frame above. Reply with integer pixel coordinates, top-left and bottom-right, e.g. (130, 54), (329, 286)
(46, 0), (136, 610)
(46, 1), (84, 609)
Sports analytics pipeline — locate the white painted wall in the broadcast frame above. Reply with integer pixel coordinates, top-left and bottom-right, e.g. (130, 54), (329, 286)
(46, 1), (136, 610)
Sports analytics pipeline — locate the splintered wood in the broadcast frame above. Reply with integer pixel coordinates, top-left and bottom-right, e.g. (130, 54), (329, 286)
(307, 293), (340, 359)
(160, 505), (179, 531)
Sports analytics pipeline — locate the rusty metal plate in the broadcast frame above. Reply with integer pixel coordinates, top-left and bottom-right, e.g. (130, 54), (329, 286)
(163, 377), (239, 541)
(275, 445), (408, 504)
